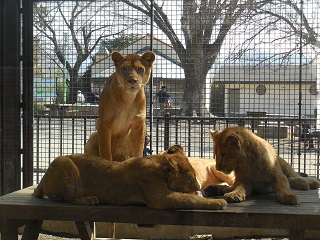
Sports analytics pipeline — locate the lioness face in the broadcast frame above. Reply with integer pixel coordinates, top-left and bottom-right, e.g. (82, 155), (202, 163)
(112, 51), (155, 92)
(210, 130), (241, 174)
(161, 145), (200, 193)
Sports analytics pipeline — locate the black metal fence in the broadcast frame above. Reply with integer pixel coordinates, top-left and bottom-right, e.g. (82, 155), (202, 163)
(2, 1), (320, 190)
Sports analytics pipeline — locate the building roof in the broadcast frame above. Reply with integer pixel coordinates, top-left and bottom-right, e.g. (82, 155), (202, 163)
(214, 64), (317, 84)
(91, 34), (184, 80)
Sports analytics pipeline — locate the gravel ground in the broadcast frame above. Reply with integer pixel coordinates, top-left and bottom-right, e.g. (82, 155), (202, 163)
(14, 234), (288, 240)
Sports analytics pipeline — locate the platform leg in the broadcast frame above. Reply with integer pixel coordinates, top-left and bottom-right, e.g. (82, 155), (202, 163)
(75, 221), (94, 240)
(22, 220), (43, 240)
(289, 228), (305, 240)
(1, 228), (18, 240)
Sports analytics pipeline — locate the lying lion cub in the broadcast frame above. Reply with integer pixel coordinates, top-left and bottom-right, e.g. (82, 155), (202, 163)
(34, 145), (227, 210)
(205, 126), (320, 205)
(187, 157), (234, 190)
(84, 51), (155, 161)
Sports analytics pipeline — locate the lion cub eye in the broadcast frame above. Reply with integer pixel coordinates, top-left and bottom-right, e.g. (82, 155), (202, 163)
(221, 153), (226, 158)
(121, 67), (128, 72)
(137, 67), (144, 73)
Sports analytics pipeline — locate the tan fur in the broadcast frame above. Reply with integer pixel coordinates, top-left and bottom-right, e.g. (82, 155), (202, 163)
(84, 51), (155, 161)
(34, 145), (227, 210)
(208, 126), (320, 205)
(187, 157), (234, 190)
(85, 133), (234, 190)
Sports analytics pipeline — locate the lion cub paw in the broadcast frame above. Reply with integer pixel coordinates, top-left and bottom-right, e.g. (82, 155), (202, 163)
(306, 178), (320, 189)
(223, 191), (246, 203)
(73, 196), (100, 206)
(289, 177), (310, 190)
(276, 193), (300, 205)
(209, 199), (227, 210)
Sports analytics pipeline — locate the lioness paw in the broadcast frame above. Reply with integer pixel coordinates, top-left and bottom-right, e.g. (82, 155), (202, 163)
(223, 191), (246, 203)
(276, 194), (300, 205)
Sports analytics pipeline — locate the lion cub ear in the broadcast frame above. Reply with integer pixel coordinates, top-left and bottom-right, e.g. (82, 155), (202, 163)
(111, 51), (125, 66)
(226, 134), (240, 148)
(209, 130), (220, 140)
(141, 51), (156, 66)
(162, 157), (179, 174)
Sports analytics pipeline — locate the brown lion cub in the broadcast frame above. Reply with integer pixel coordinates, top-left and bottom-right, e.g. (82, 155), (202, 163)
(84, 51), (155, 161)
(34, 145), (227, 210)
(207, 126), (320, 205)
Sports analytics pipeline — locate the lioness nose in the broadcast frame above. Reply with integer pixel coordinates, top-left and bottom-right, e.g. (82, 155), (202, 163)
(128, 79), (138, 85)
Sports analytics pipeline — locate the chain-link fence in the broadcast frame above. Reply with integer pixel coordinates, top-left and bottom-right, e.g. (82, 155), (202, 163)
(33, 0), (320, 182)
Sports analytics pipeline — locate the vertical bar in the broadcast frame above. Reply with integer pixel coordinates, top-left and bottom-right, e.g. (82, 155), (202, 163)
(84, 117), (87, 147)
(0, 0), (22, 195)
(148, 0), (154, 153)
(188, 119), (191, 156)
(60, 116), (63, 155)
(164, 113), (170, 150)
(72, 117), (75, 154)
(200, 120), (204, 158)
(22, 0), (34, 188)
(36, 117), (40, 183)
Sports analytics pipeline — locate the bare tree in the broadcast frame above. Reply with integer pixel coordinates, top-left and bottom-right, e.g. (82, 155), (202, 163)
(33, 1), (145, 103)
(119, 0), (319, 116)
(119, 0), (267, 116)
(229, 0), (320, 65)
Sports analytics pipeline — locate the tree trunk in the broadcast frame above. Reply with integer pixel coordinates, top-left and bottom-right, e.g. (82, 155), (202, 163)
(180, 62), (211, 117)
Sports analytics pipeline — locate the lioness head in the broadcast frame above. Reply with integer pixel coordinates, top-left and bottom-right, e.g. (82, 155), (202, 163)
(112, 51), (155, 92)
(210, 129), (242, 174)
(158, 145), (200, 193)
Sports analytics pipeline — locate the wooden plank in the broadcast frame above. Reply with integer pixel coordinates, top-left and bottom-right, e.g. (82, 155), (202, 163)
(0, 186), (319, 239)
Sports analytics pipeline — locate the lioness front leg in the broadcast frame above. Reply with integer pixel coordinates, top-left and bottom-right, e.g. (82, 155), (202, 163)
(97, 119), (113, 160)
(130, 116), (146, 157)
(272, 172), (300, 205)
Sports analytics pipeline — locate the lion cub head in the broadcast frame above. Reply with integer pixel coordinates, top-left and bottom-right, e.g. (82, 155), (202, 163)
(112, 51), (155, 92)
(158, 145), (200, 193)
(210, 128), (244, 174)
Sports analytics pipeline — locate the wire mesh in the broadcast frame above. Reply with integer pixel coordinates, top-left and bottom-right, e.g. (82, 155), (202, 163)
(32, 0), (320, 182)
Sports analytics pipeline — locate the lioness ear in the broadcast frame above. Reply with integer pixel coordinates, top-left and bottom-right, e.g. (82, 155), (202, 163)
(167, 144), (185, 155)
(141, 51), (156, 66)
(111, 51), (125, 66)
(226, 134), (240, 148)
(209, 130), (220, 140)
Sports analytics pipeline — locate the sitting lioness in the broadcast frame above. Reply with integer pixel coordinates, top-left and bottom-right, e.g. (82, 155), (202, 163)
(84, 51), (155, 161)
(34, 145), (227, 210)
(206, 126), (320, 205)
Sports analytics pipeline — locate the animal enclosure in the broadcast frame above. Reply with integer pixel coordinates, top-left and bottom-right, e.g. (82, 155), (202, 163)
(2, 0), (320, 190)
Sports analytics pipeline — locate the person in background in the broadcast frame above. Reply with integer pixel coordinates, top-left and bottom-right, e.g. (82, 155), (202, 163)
(77, 90), (85, 104)
(156, 86), (171, 116)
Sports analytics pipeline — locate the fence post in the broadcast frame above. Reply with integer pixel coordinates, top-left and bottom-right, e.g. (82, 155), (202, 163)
(164, 112), (170, 150)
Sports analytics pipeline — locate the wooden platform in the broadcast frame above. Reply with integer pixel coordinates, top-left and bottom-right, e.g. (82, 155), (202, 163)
(0, 186), (319, 240)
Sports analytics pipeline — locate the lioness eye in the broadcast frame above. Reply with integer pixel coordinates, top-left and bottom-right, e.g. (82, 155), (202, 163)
(137, 67), (144, 73)
(121, 67), (127, 72)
